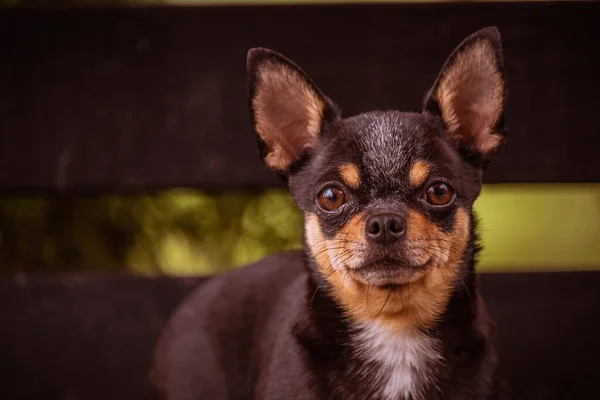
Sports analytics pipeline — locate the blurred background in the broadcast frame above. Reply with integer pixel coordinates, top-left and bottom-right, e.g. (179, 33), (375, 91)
(2, 185), (599, 276)
(0, 0), (599, 278)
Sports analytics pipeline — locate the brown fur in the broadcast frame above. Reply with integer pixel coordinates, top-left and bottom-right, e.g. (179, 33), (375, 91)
(305, 208), (470, 332)
(252, 60), (325, 171)
(434, 39), (504, 155)
(339, 163), (361, 189)
(408, 160), (431, 188)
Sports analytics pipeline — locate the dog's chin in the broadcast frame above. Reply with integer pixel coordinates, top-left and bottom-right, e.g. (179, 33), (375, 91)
(349, 258), (430, 288)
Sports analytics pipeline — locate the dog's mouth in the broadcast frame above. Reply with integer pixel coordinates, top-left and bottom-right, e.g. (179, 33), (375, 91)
(350, 257), (431, 288)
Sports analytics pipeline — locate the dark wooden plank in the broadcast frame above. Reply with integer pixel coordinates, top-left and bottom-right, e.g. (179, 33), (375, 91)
(479, 271), (600, 400)
(0, 270), (599, 399)
(1, 3), (600, 192)
(0, 273), (205, 400)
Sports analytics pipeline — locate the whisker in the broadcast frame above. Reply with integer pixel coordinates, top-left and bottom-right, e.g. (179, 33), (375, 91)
(309, 268), (337, 310)
(418, 246), (473, 307)
(310, 246), (353, 258)
(376, 288), (393, 318)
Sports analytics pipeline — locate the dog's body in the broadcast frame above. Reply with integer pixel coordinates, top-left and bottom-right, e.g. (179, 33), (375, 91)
(152, 27), (510, 400)
(152, 251), (504, 400)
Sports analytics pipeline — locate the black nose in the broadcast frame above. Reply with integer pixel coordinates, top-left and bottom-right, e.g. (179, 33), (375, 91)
(365, 213), (406, 245)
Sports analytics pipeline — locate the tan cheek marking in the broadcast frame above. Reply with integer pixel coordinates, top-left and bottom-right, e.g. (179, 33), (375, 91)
(304, 212), (377, 315)
(305, 212), (365, 273)
(336, 212), (365, 243)
(405, 210), (440, 265)
(338, 163), (361, 189)
(305, 213), (330, 273)
(408, 161), (431, 188)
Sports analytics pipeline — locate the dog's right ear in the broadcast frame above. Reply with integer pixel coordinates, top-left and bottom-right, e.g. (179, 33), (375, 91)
(247, 48), (339, 176)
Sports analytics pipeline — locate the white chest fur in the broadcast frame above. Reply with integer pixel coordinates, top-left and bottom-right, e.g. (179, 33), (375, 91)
(353, 322), (443, 400)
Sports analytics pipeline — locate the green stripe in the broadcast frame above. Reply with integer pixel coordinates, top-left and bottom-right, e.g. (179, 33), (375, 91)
(475, 184), (600, 272)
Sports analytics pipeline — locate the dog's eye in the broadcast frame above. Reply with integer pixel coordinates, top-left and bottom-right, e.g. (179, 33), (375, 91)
(425, 182), (455, 206)
(317, 186), (346, 211)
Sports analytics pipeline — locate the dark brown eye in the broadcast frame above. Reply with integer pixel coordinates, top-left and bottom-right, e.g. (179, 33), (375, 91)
(425, 182), (455, 206)
(317, 186), (346, 211)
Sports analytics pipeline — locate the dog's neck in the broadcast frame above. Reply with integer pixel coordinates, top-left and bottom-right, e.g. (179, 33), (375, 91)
(295, 234), (481, 400)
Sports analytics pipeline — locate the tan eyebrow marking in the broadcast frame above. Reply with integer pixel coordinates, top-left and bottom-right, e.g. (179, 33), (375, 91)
(409, 160), (431, 187)
(339, 163), (361, 189)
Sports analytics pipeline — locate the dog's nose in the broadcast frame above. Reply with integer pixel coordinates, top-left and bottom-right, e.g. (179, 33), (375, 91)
(365, 213), (406, 245)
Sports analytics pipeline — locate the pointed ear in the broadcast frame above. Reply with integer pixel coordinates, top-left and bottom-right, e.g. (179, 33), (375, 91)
(424, 27), (508, 166)
(247, 48), (339, 175)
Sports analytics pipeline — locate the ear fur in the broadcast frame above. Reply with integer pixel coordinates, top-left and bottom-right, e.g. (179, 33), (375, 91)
(247, 48), (339, 176)
(424, 27), (508, 166)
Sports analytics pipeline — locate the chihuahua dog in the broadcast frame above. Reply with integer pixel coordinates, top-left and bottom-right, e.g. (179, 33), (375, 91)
(151, 27), (509, 400)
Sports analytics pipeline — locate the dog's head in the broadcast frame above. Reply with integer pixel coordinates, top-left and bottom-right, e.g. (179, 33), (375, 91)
(247, 27), (507, 330)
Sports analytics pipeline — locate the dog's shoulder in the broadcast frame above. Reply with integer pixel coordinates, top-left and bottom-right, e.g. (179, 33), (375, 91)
(172, 249), (305, 318)
(157, 249), (306, 345)
(150, 250), (307, 399)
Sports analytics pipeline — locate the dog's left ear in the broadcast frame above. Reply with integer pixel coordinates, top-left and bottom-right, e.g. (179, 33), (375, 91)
(247, 48), (339, 176)
(424, 27), (508, 166)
